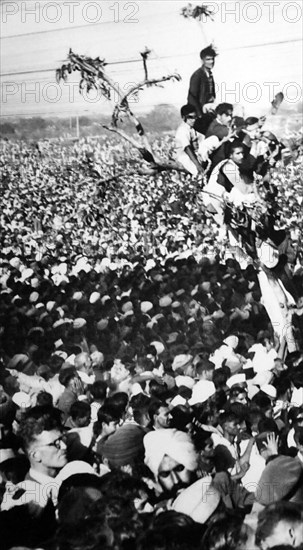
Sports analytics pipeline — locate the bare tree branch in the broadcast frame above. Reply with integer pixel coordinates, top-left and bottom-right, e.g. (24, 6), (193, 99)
(102, 124), (187, 174)
(140, 47), (151, 80)
(56, 49), (186, 175)
(112, 73), (181, 127)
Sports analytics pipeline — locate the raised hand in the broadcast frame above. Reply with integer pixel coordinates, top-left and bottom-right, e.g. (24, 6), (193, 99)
(263, 432), (279, 456)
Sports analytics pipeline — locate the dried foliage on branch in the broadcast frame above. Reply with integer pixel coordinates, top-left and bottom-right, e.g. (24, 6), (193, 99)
(180, 3), (215, 21)
(56, 49), (184, 175)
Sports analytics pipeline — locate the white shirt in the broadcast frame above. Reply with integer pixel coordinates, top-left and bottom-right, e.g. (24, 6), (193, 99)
(90, 401), (102, 422)
(175, 121), (200, 159)
(68, 423), (94, 448)
(78, 371), (95, 385)
(1, 468), (59, 511)
(241, 443), (266, 490)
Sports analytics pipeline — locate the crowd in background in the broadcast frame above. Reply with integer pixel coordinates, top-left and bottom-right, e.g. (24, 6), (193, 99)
(0, 128), (303, 549)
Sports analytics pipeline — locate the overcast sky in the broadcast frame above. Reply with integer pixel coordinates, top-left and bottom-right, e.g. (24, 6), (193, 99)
(1, 0), (302, 120)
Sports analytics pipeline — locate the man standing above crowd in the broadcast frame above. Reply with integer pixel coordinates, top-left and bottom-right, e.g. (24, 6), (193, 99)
(187, 44), (218, 134)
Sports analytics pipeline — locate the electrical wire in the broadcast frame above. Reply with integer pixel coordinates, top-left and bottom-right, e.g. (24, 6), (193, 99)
(1, 37), (301, 79)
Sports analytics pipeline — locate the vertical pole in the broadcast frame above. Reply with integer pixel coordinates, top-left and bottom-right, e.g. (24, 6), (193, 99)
(76, 115), (79, 139)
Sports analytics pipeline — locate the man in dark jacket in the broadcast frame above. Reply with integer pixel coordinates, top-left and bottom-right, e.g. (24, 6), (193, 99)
(187, 44), (218, 134)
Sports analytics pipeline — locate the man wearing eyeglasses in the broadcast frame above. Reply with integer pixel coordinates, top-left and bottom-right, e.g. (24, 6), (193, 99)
(1, 406), (67, 511)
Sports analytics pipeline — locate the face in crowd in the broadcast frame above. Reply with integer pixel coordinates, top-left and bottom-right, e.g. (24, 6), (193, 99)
(29, 428), (67, 472)
(154, 406), (171, 429)
(202, 55), (215, 70)
(219, 109), (233, 127)
(230, 146), (244, 166)
(157, 454), (194, 498)
(185, 111), (197, 128)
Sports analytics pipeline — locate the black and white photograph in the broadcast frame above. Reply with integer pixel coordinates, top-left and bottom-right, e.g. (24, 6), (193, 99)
(0, 1), (303, 548)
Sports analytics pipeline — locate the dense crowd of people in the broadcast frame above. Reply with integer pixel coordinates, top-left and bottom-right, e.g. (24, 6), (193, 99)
(1, 45), (303, 548)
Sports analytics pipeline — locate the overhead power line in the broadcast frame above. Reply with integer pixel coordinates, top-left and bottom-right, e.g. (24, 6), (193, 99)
(1, 38), (302, 79)
(0, 7), (175, 40)
(1, 58), (142, 78)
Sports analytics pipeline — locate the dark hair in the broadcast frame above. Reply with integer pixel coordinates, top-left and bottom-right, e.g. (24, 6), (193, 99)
(70, 401), (90, 421)
(149, 379), (168, 400)
(57, 473), (102, 504)
(248, 408), (265, 431)
(213, 368), (228, 390)
(289, 406), (303, 424)
(90, 381), (107, 401)
(36, 391), (53, 408)
(148, 399), (167, 425)
(180, 104), (196, 119)
(200, 44), (218, 59)
(18, 406), (62, 451)
(98, 470), (150, 502)
(229, 385), (247, 399)
(56, 496), (113, 550)
(229, 385), (247, 406)
(130, 393), (151, 410)
(225, 402), (249, 423)
(137, 510), (200, 550)
(258, 417), (279, 435)
(169, 405), (193, 431)
(97, 404), (121, 425)
(226, 139), (244, 157)
(275, 377), (291, 399)
(59, 367), (78, 388)
(49, 354), (65, 374)
(251, 392), (272, 412)
(131, 393), (151, 426)
(196, 359), (214, 375)
(255, 502), (302, 547)
(192, 428), (213, 452)
(94, 404), (121, 438)
(105, 392), (128, 414)
(201, 512), (248, 550)
(215, 103), (233, 116)
(245, 116), (259, 127)
(294, 426), (303, 446)
(218, 410), (239, 426)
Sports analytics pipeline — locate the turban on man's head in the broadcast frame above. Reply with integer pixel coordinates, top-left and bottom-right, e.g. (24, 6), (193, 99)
(143, 428), (198, 479)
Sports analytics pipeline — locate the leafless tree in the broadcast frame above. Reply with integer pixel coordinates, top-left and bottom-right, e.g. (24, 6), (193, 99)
(56, 49), (186, 176)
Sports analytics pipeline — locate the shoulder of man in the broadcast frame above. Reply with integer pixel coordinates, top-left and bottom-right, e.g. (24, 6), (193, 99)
(190, 67), (205, 81)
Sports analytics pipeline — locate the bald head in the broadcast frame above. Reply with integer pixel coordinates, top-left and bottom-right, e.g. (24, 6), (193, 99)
(74, 352), (92, 374)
